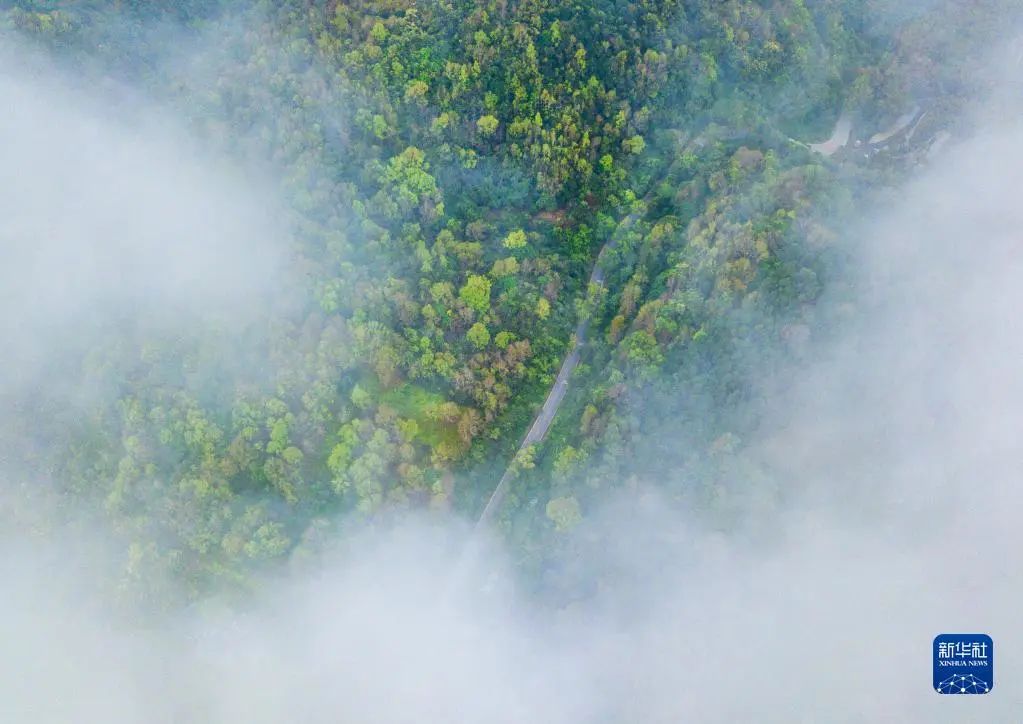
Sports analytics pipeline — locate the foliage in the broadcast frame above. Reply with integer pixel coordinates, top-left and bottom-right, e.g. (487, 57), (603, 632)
(3, 0), (1014, 602)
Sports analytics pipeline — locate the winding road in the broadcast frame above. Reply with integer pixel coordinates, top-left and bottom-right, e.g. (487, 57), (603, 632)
(809, 111), (853, 156)
(803, 105), (929, 158)
(868, 106), (921, 145)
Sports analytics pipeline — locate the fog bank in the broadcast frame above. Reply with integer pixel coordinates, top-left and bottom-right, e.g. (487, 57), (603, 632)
(2, 24), (1023, 724)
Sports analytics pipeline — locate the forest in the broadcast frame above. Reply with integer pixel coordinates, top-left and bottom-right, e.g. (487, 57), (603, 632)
(0, 0), (1018, 612)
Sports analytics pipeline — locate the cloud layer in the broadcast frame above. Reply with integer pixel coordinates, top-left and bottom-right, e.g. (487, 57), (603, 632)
(2, 24), (1023, 724)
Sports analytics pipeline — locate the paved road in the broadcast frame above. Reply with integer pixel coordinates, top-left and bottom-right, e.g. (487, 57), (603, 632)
(804, 105), (927, 158)
(809, 111), (852, 156)
(475, 258), (606, 528)
(868, 106), (921, 145)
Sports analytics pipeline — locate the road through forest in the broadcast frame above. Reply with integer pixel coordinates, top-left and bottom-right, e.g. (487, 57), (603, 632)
(474, 241), (608, 528)
(474, 103), (934, 530)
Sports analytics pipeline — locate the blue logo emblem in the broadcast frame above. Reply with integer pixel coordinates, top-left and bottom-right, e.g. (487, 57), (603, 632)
(933, 634), (993, 694)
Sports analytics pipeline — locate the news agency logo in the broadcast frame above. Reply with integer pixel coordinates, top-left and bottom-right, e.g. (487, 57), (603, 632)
(933, 634), (993, 694)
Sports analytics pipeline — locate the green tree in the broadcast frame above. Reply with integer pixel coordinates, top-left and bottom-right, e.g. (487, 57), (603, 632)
(546, 496), (582, 531)
(502, 229), (527, 249)
(467, 322), (490, 349)
(459, 274), (492, 314)
(476, 114), (499, 137)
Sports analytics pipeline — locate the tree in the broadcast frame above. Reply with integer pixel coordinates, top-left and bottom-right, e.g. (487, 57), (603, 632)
(623, 134), (646, 154)
(490, 256), (519, 277)
(502, 229), (527, 249)
(495, 331), (515, 349)
(546, 496), (582, 531)
(404, 79), (429, 105)
(459, 274), (492, 314)
(476, 114), (499, 137)
(381, 147), (443, 221)
(467, 322), (490, 349)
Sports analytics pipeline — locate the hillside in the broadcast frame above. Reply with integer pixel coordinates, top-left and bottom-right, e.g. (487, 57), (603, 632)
(0, 0), (1017, 605)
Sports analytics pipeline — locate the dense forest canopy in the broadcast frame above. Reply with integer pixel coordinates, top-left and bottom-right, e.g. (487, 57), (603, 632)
(0, 0), (1018, 611)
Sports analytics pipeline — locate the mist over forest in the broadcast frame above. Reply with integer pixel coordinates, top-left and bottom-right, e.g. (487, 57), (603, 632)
(1, 1), (1022, 721)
